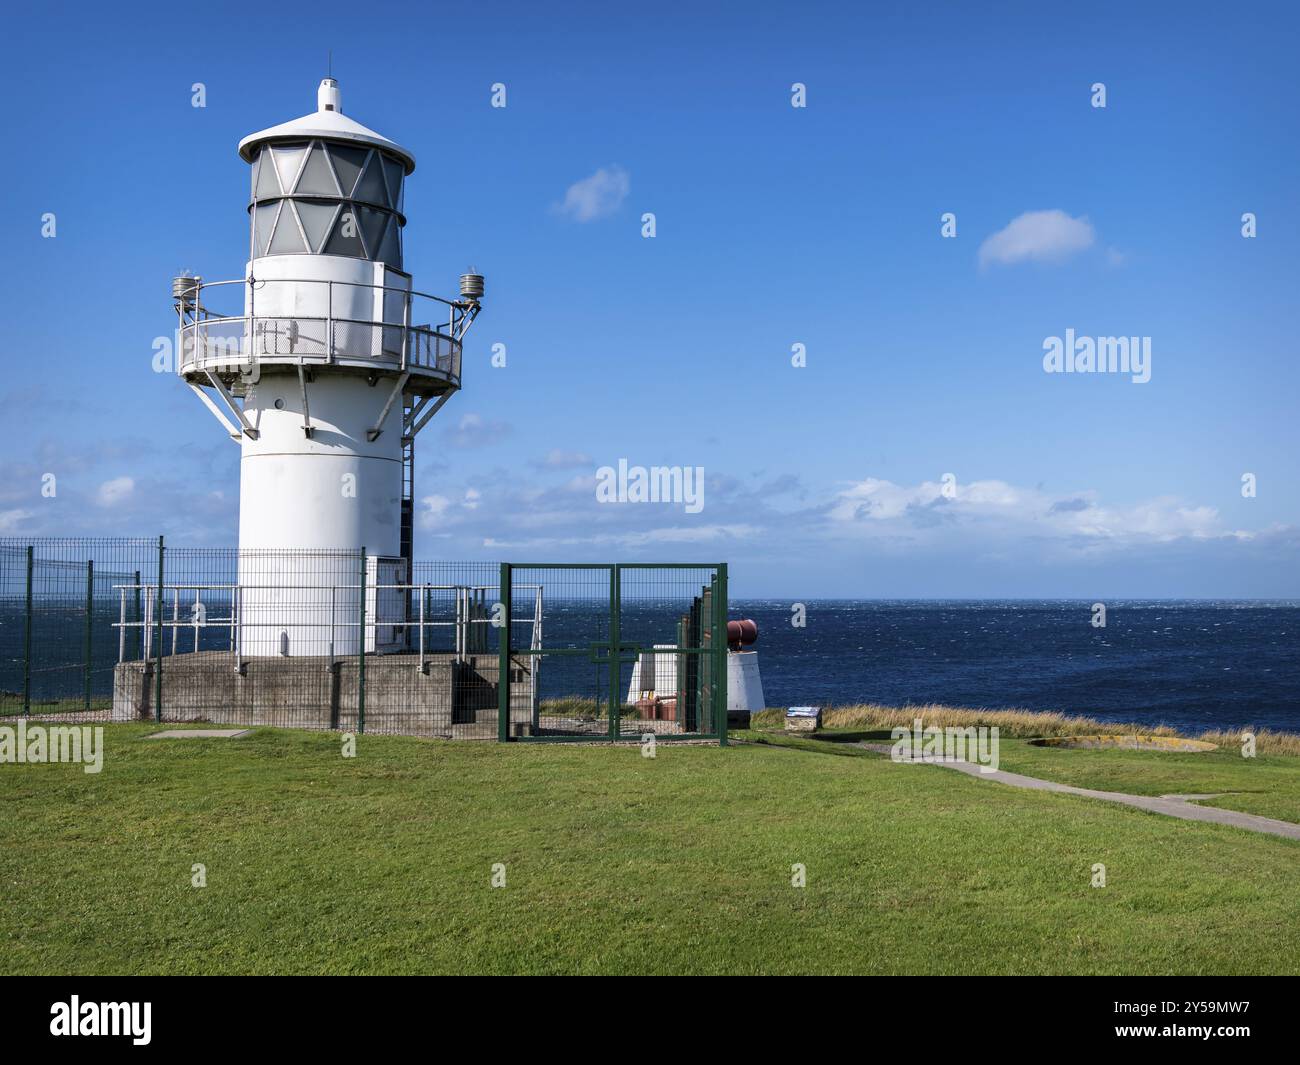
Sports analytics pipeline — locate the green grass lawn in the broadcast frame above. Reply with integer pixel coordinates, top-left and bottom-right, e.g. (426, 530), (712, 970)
(992, 739), (1300, 825)
(2, 723), (1298, 975)
(742, 727), (1300, 824)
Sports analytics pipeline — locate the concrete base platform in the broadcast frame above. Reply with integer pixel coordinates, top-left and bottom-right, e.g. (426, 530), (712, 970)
(113, 651), (537, 739)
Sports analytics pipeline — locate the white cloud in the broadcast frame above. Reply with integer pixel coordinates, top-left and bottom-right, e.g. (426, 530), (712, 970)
(420, 494), (452, 523)
(553, 165), (629, 222)
(96, 476), (135, 507)
(484, 523), (759, 551)
(0, 508), (33, 533)
(409, 451), (1269, 562)
(442, 413), (510, 449)
(829, 475), (1246, 550)
(537, 449), (592, 469)
(978, 210), (1096, 268)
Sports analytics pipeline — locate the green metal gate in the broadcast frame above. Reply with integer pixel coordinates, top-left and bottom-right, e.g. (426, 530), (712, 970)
(497, 563), (728, 743)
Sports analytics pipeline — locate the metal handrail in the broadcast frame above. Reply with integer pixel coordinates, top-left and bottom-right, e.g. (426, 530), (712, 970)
(113, 582), (543, 674)
(178, 276), (477, 341)
(178, 316), (462, 381)
(192, 275), (466, 313)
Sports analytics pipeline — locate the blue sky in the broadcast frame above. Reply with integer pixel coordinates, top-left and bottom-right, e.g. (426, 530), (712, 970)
(2, 0), (1297, 596)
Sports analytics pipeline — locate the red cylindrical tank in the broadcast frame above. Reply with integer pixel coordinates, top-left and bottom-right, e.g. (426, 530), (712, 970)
(727, 618), (758, 651)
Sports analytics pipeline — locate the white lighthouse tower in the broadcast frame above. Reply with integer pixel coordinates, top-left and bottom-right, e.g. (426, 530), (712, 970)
(175, 78), (481, 655)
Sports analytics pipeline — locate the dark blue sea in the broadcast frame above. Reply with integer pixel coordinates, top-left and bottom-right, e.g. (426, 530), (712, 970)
(730, 600), (1300, 734)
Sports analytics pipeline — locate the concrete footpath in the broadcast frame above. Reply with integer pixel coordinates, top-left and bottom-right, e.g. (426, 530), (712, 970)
(857, 743), (1300, 841)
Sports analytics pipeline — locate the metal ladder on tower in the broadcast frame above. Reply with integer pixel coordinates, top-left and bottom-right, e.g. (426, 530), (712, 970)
(400, 407), (415, 633)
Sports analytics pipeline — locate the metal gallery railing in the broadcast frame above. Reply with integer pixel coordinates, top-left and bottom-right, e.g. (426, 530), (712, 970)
(174, 276), (475, 380)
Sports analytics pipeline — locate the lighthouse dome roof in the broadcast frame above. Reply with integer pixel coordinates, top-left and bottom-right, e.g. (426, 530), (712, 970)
(238, 79), (415, 174)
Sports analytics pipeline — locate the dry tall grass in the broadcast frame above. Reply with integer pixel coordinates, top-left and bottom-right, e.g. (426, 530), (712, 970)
(747, 703), (1300, 756)
(1195, 727), (1300, 757)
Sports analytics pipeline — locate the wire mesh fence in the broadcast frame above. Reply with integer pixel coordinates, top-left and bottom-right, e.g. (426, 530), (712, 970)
(617, 565), (725, 740)
(0, 539), (727, 742)
(504, 563), (728, 742)
(0, 538), (160, 724)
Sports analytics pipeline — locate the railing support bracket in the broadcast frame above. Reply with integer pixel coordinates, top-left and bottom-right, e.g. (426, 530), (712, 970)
(366, 372), (409, 442)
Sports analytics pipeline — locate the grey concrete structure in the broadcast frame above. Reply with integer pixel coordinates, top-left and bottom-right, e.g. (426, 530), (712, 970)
(113, 651), (537, 739)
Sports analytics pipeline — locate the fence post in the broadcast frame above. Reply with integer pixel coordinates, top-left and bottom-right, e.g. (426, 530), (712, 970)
(716, 564), (728, 746)
(22, 544), (33, 716)
(357, 548), (367, 734)
(675, 614), (686, 728)
(497, 563), (511, 742)
(328, 585), (335, 666)
(154, 536), (165, 722)
(83, 559), (94, 711)
(608, 565), (619, 741)
(417, 583), (425, 673)
(133, 570), (142, 660)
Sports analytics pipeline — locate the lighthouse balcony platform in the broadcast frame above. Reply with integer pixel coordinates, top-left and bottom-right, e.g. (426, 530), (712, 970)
(178, 315), (462, 395)
(174, 276), (479, 399)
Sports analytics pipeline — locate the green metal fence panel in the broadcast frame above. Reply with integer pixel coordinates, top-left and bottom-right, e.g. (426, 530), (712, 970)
(0, 540), (728, 744)
(501, 562), (728, 743)
(1, 539), (161, 724)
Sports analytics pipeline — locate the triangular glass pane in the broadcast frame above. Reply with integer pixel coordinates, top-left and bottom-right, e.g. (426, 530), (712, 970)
(268, 205), (306, 254)
(354, 154), (389, 207)
(271, 146), (307, 194)
(329, 145), (368, 197)
(295, 200), (337, 253)
(254, 151), (281, 199)
(357, 206), (388, 259)
(323, 206), (365, 257)
(376, 213), (402, 268)
(253, 202), (280, 256)
(296, 145), (339, 196)
(381, 155), (404, 212)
